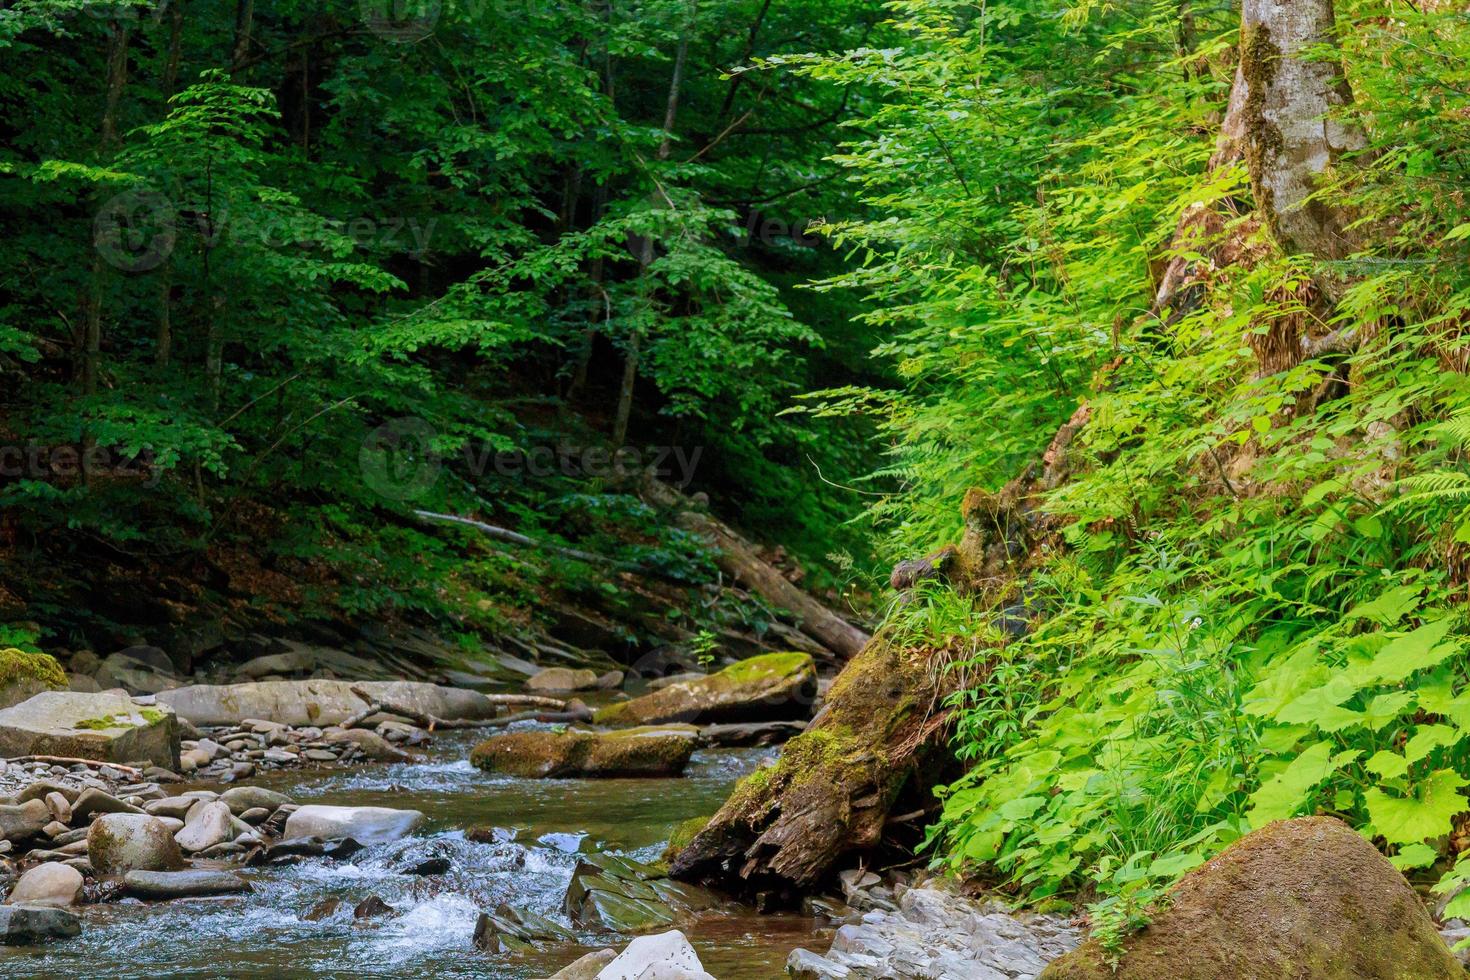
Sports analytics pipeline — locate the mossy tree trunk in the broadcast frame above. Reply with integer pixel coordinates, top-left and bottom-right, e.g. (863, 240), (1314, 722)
(1239, 0), (1364, 261)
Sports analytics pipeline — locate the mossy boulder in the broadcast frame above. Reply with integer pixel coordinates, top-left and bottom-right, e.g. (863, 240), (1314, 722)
(661, 815), (713, 864)
(469, 725), (699, 778)
(87, 813), (185, 876)
(0, 691), (179, 768)
(0, 649), (67, 710)
(593, 652), (816, 726)
(1040, 817), (1462, 980)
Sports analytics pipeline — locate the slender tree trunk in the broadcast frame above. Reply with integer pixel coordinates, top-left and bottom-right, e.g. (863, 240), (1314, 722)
(612, 9), (692, 446)
(155, 0), (186, 369)
(81, 20), (131, 397)
(1239, 0), (1364, 261)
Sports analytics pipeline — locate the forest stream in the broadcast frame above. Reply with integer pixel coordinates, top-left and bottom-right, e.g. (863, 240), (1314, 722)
(2, 723), (824, 979)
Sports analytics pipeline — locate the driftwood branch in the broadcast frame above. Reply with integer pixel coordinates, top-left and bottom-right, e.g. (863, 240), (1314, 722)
(8, 755), (142, 775)
(347, 686), (566, 732)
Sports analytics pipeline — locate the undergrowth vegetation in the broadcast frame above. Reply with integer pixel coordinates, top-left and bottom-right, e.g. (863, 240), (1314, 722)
(798, 0), (1470, 948)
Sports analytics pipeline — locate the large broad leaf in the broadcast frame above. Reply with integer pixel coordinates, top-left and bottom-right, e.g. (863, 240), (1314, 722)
(1405, 724), (1461, 764)
(1364, 769), (1470, 845)
(1247, 742), (1358, 826)
(1344, 585), (1424, 626)
(1362, 618), (1459, 685)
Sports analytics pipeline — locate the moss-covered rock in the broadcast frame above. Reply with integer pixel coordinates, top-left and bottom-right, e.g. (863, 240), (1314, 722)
(1040, 816), (1462, 980)
(0, 649), (67, 710)
(563, 853), (720, 933)
(594, 652), (816, 726)
(0, 690), (179, 767)
(469, 725), (699, 778)
(661, 815), (713, 865)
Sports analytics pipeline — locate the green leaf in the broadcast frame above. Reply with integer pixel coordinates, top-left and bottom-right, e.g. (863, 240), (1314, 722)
(1390, 843), (1439, 871)
(1365, 750), (1409, 780)
(1405, 724), (1460, 764)
(1247, 742), (1352, 826)
(1344, 585), (1423, 626)
(1364, 770), (1470, 845)
(1363, 618), (1459, 685)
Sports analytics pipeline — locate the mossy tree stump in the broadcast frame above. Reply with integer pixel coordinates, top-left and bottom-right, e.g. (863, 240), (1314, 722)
(669, 639), (944, 901)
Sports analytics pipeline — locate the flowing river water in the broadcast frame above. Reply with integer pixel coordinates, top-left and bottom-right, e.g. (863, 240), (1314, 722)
(1, 729), (827, 978)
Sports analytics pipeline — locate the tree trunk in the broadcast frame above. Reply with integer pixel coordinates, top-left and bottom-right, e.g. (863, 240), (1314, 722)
(613, 9), (691, 445)
(155, 0), (185, 370)
(81, 20), (131, 398)
(641, 479), (870, 661)
(1239, 0), (1364, 260)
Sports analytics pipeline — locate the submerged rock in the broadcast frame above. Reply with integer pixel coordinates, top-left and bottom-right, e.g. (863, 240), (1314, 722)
(283, 805), (424, 843)
(123, 869), (252, 899)
(0, 691), (179, 768)
(0, 904), (80, 944)
(470, 726), (699, 779)
(157, 680), (499, 727)
(87, 813), (185, 875)
(1040, 816), (1462, 979)
(596, 930), (716, 980)
(594, 652), (816, 726)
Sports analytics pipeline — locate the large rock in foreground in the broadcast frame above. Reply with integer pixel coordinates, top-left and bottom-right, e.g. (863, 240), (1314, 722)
(593, 652), (816, 726)
(1040, 816), (1462, 980)
(596, 930), (717, 980)
(0, 691), (179, 768)
(470, 726), (698, 778)
(157, 680), (499, 727)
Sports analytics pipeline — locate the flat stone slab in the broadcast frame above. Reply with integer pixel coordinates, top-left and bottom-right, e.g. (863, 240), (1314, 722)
(157, 680), (498, 727)
(123, 869), (252, 899)
(0, 692), (178, 768)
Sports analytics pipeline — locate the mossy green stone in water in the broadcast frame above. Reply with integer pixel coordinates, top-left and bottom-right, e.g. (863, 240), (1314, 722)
(469, 725), (698, 778)
(593, 651), (816, 726)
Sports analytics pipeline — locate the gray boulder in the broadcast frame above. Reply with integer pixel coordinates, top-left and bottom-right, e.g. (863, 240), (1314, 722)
(0, 905), (80, 944)
(527, 667), (601, 693)
(157, 680), (498, 727)
(6, 862), (82, 907)
(282, 805), (424, 843)
(174, 801), (234, 853)
(0, 799), (51, 843)
(87, 813), (184, 875)
(218, 786), (292, 815)
(0, 691), (179, 768)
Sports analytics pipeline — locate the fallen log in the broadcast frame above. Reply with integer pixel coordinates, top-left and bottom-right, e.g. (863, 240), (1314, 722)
(641, 478), (870, 660)
(346, 686), (566, 731)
